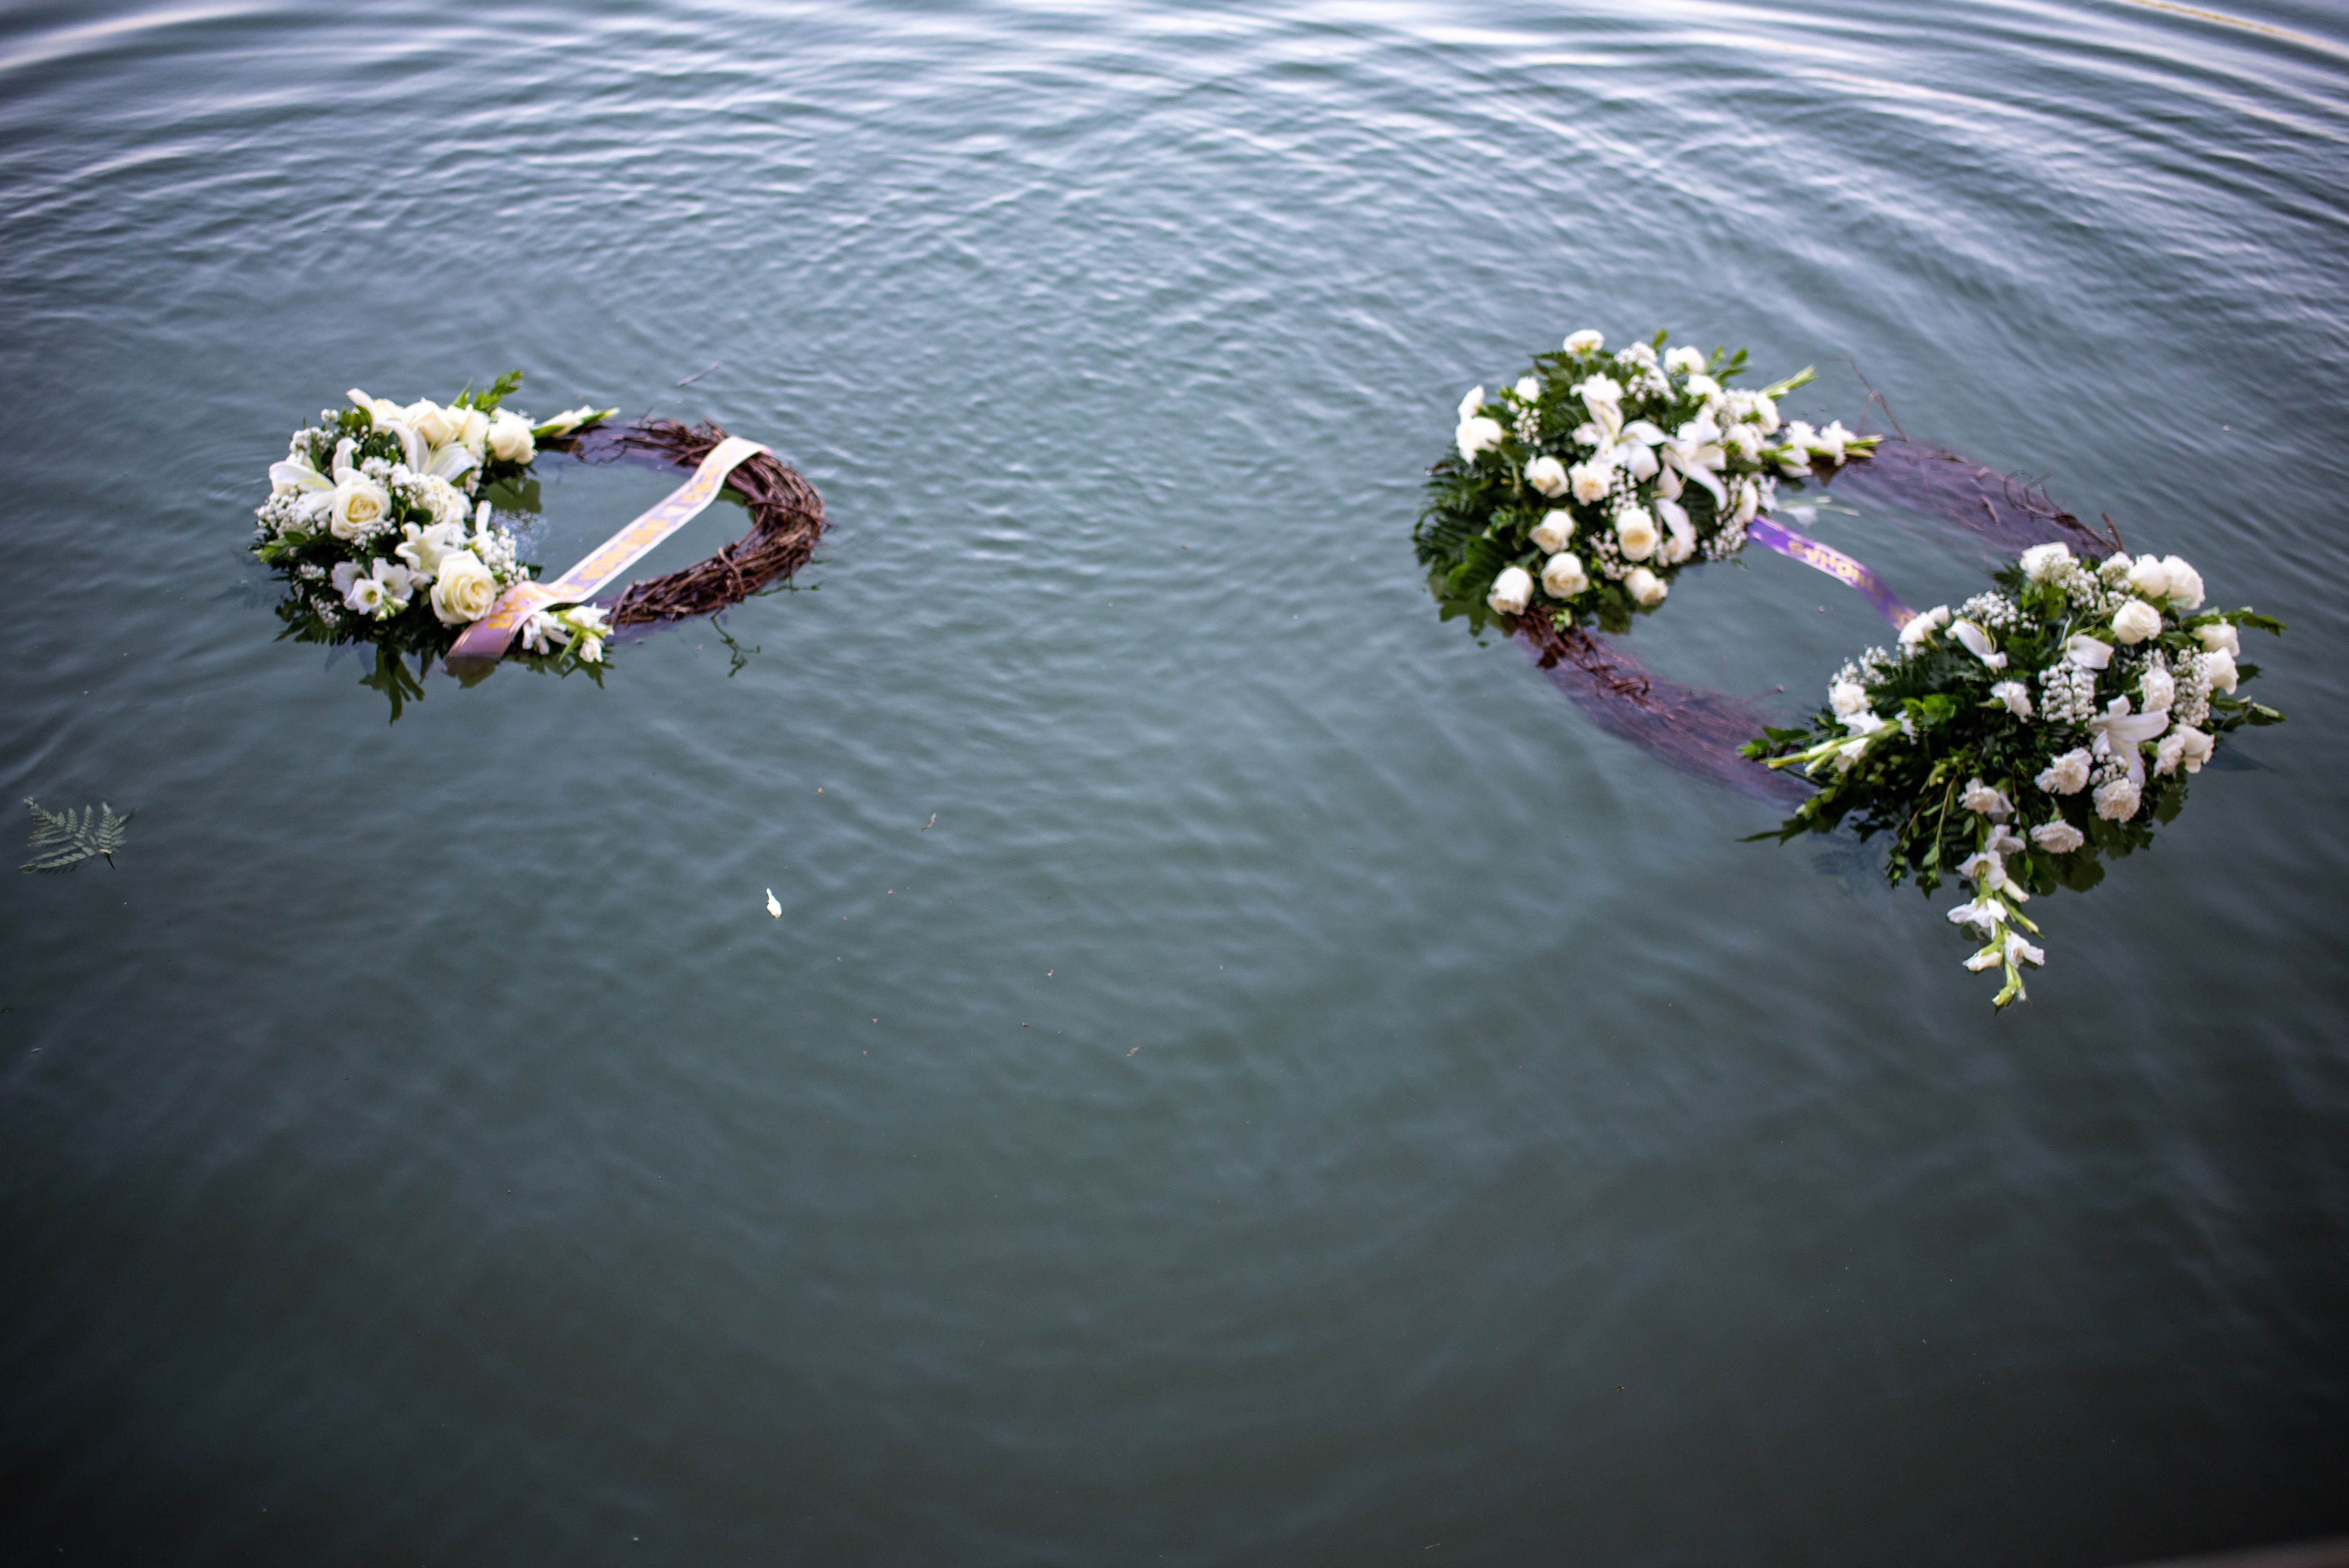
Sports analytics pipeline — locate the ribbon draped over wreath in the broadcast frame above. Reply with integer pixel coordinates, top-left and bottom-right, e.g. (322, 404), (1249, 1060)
(250, 373), (825, 716)
(1424, 329), (2285, 1008)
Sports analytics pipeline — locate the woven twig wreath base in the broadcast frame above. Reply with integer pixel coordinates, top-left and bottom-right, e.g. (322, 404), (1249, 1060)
(547, 417), (827, 629)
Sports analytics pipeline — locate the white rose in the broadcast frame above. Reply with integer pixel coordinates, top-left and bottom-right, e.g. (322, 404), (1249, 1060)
(2035, 748), (2092, 795)
(1486, 566), (1532, 616)
(428, 549), (501, 625)
(2110, 599), (2163, 644)
(407, 401), (460, 447)
(2154, 732), (2187, 777)
(1663, 346), (1706, 376)
(2094, 775), (2142, 822)
(1525, 455), (1569, 497)
(1750, 394), (1779, 434)
(2030, 819), (2085, 853)
(1830, 681), (1870, 718)
(2139, 665), (2175, 711)
(1529, 510), (1576, 552)
(2161, 556), (2205, 609)
(1456, 417), (1504, 461)
(487, 413), (535, 463)
(1684, 372), (1721, 402)
(2197, 622), (2239, 656)
(1990, 681), (2034, 718)
(1733, 479), (1759, 524)
(458, 408), (491, 452)
(1568, 461), (1611, 504)
(1624, 567), (1667, 607)
(1898, 604), (1951, 648)
(1959, 777), (2013, 821)
(2125, 555), (2173, 601)
(1513, 376), (1541, 403)
(2174, 723), (2214, 772)
(1613, 506), (1659, 561)
(1563, 330), (1604, 354)
(2019, 542), (2073, 582)
(326, 476), (391, 542)
(2064, 633), (2114, 670)
(2201, 648), (2239, 693)
(1540, 552), (1589, 599)
(1458, 385), (1487, 422)
(1618, 341), (1657, 367)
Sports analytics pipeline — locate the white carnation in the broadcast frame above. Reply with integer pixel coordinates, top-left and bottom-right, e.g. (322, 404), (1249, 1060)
(1458, 385), (1486, 422)
(1663, 346), (1706, 376)
(1513, 376), (1541, 403)
(2139, 665), (2175, 712)
(1563, 330), (1604, 354)
(2094, 774), (2142, 821)
(1959, 777), (2014, 821)
(1898, 604), (1951, 648)
(1830, 681), (1870, 719)
(2035, 748), (2092, 795)
(1990, 681), (2033, 718)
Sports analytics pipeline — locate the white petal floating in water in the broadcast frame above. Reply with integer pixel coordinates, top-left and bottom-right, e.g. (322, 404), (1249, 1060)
(765, 888), (781, 918)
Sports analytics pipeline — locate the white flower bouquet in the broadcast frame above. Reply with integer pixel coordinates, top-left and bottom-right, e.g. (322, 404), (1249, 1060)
(1744, 543), (2285, 1006)
(251, 372), (616, 708)
(1417, 329), (1879, 634)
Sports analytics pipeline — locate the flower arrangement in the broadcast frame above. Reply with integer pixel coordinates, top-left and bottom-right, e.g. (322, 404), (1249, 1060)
(1417, 328), (1880, 634)
(251, 373), (617, 682)
(1744, 543), (2284, 1006)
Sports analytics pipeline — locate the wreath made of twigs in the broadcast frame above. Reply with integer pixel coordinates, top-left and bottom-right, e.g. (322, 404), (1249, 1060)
(545, 417), (827, 629)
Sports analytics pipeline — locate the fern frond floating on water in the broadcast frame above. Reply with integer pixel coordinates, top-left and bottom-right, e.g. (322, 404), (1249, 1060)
(20, 798), (131, 873)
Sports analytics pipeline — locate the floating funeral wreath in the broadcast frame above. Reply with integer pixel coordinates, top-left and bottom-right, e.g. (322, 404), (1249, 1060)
(250, 374), (825, 713)
(1417, 328), (1880, 641)
(1746, 543), (2284, 1007)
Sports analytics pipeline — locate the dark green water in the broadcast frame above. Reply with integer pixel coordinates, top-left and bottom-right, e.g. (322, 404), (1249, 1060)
(4, 1), (2347, 1562)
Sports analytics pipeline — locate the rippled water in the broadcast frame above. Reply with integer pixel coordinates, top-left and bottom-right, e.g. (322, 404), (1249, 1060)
(5, 1), (2348, 1561)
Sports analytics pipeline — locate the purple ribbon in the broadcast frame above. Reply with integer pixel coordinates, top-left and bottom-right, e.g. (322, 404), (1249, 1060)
(1747, 516), (1914, 629)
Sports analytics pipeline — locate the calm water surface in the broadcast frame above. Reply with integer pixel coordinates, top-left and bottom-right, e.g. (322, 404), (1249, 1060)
(4, 1), (2348, 1562)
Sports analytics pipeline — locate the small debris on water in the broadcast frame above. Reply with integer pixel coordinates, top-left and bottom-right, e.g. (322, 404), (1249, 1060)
(765, 889), (781, 918)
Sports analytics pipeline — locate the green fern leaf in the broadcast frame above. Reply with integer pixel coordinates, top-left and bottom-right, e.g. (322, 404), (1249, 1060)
(20, 797), (130, 873)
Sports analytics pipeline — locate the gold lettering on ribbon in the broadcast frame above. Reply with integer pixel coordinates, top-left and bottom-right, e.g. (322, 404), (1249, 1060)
(447, 434), (770, 664)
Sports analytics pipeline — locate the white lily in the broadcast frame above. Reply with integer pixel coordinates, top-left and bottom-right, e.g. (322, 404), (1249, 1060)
(2064, 634), (2114, 670)
(1652, 495), (1697, 564)
(1948, 618), (2007, 670)
(2088, 695), (2171, 786)
(1660, 417), (1727, 506)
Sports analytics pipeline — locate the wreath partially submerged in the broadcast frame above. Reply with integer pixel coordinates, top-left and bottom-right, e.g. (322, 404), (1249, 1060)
(250, 374), (824, 714)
